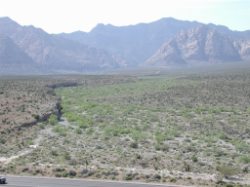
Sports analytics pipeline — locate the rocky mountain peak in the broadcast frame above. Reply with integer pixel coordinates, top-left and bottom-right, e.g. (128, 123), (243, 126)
(147, 25), (241, 66)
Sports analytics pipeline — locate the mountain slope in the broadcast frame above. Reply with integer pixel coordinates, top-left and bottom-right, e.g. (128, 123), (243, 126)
(58, 18), (250, 67)
(0, 34), (36, 74)
(59, 18), (202, 65)
(146, 26), (242, 66)
(0, 17), (250, 73)
(0, 17), (122, 72)
(0, 35), (33, 65)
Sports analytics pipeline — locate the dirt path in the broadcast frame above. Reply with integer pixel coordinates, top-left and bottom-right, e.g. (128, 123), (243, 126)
(0, 119), (69, 166)
(0, 149), (34, 165)
(0, 127), (52, 165)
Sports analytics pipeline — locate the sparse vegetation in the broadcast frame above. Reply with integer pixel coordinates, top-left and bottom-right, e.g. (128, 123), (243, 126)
(1, 71), (250, 186)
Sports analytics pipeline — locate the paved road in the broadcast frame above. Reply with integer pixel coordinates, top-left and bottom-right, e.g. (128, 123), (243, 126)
(4, 176), (186, 187)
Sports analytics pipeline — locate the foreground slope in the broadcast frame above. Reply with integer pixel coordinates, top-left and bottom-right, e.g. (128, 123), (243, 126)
(1, 69), (250, 186)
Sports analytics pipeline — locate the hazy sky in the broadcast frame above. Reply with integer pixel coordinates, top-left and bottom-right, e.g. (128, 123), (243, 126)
(0, 0), (249, 33)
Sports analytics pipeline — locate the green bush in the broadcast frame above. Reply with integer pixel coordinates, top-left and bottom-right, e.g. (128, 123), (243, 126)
(155, 131), (166, 144)
(48, 114), (58, 125)
(130, 141), (138, 149)
(191, 155), (198, 162)
(75, 128), (82, 134)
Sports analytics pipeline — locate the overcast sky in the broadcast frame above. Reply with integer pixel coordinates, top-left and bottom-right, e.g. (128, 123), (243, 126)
(0, 0), (249, 33)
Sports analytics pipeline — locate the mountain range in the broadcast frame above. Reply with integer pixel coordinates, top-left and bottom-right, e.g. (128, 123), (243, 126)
(0, 17), (250, 73)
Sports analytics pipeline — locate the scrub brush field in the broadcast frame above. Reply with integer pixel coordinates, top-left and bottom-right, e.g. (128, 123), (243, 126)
(1, 72), (250, 187)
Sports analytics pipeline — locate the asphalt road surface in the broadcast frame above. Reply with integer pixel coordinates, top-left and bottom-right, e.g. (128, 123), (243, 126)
(4, 176), (186, 187)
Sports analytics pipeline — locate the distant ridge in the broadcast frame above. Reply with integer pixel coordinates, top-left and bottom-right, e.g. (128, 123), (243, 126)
(0, 17), (123, 73)
(60, 17), (250, 67)
(59, 17), (202, 66)
(0, 17), (250, 74)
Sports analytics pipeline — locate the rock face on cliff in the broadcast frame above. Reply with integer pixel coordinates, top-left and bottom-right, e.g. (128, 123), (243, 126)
(146, 26), (242, 66)
(234, 40), (250, 61)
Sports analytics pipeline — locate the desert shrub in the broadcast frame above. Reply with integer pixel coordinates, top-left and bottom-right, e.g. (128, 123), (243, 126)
(53, 167), (65, 172)
(124, 172), (135, 180)
(75, 128), (82, 134)
(216, 165), (240, 178)
(51, 150), (59, 156)
(130, 141), (138, 149)
(32, 114), (40, 120)
(155, 131), (166, 144)
(155, 143), (169, 151)
(78, 123), (88, 129)
(183, 162), (191, 172)
(153, 174), (161, 180)
(68, 170), (77, 177)
(63, 152), (71, 160)
(191, 155), (198, 162)
(242, 166), (249, 173)
(170, 177), (177, 183)
(0, 137), (6, 144)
